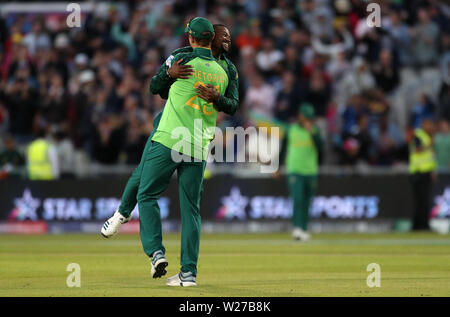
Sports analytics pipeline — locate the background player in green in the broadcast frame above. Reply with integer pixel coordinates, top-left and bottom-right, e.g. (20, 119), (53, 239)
(137, 17), (228, 287)
(277, 103), (323, 241)
(101, 24), (239, 238)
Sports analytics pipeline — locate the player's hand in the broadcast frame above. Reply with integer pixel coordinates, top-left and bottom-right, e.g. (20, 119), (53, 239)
(273, 170), (281, 179)
(167, 59), (194, 79)
(196, 84), (219, 103)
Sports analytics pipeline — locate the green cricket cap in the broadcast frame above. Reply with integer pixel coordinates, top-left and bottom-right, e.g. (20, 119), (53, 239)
(185, 17), (214, 39)
(299, 103), (315, 119)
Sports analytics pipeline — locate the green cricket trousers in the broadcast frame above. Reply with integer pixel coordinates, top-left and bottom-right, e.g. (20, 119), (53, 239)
(136, 141), (206, 276)
(117, 137), (152, 218)
(287, 174), (317, 231)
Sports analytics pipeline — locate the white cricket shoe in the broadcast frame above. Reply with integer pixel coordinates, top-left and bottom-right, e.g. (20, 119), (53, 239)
(151, 250), (168, 278)
(292, 227), (311, 241)
(166, 271), (197, 287)
(101, 210), (131, 238)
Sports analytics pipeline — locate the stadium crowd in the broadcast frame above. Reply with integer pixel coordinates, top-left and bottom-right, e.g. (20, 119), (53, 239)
(0, 0), (450, 178)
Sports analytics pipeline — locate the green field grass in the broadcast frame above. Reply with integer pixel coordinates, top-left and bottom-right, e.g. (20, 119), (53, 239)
(0, 233), (449, 297)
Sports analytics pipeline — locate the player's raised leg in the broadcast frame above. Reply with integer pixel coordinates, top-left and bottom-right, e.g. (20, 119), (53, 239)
(100, 166), (139, 238)
(101, 112), (163, 238)
(101, 138), (151, 238)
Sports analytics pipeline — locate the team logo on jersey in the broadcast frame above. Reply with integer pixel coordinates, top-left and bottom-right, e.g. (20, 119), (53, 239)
(205, 63), (210, 67)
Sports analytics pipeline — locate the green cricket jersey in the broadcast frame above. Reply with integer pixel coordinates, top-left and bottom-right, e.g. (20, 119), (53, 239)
(151, 47), (229, 160)
(285, 124), (322, 175)
(150, 46), (239, 115)
(215, 54), (239, 114)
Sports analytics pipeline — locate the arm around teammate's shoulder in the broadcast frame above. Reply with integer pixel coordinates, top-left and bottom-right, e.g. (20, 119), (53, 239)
(149, 53), (193, 97)
(215, 62), (239, 115)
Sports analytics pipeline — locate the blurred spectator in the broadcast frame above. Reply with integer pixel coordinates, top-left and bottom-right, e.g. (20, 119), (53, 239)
(235, 22), (261, 51)
(311, 26), (354, 60)
(72, 69), (97, 149)
(434, 119), (450, 170)
(91, 114), (124, 164)
(22, 19), (50, 56)
(274, 71), (304, 122)
(410, 8), (440, 68)
(305, 68), (331, 118)
(365, 89), (391, 130)
(371, 49), (400, 94)
(335, 56), (375, 107)
(372, 114), (405, 166)
(123, 115), (147, 165)
(42, 47), (69, 85)
(282, 45), (303, 77)
(7, 43), (36, 82)
(288, 29), (313, 65)
(409, 117), (437, 231)
(340, 114), (374, 165)
(299, 0), (334, 39)
(38, 73), (68, 125)
(49, 125), (76, 178)
(327, 51), (351, 82)
(0, 16), (8, 50)
(0, 98), (7, 132)
(255, 37), (284, 78)
(26, 129), (59, 180)
(0, 134), (25, 179)
(354, 20), (383, 64)
(341, 95), (365, 134)
(245, 74), (276, 118)
(0, 0), (448, 174)
(385, 9), (411, 66)
(110, 10), (137, 63)
(410, 93), (435, 129)
(68, 53), (90, 94)
(1, 68), (37, 140)
(441, 32), (450, 79)
(438, 82), (450, 121)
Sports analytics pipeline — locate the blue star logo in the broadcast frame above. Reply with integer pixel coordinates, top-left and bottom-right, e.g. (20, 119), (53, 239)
(216, 187), (248, 220)
(9, 189), (41, 221)
(431, 187), (450, 218)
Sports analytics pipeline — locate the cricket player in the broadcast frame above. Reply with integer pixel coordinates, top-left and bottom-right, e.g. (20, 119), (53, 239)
(278, 103), (322, 241)
(105, 17), (233, 287)
(101, 23), (238, 238)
